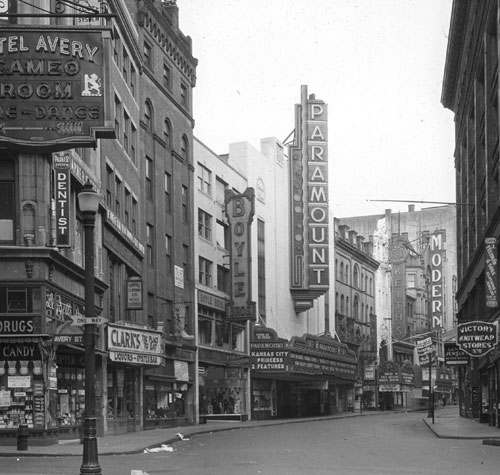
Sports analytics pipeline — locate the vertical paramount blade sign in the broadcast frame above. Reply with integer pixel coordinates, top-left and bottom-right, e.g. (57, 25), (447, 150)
(225, 188), (257, 321)
(289, 85), (329, 311)
(0, 27), (115, 151)
(54, 152), (71, 247)
(485, 237), (498, 308)
(430, 230), (446, 330)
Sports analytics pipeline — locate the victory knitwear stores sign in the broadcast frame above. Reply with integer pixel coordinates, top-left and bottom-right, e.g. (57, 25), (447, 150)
(457, 321), (498, 357)
(0, 27), (114, 150)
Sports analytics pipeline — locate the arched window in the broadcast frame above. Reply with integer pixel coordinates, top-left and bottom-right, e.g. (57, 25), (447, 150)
(164, 118), (172, 148)
(369, 277), (373, 295)
(144, 100), (153, 131)
(340, 295), (345, 314)
(335, 259), (338, 280)
(345, 265), (349, 285)
(335, 292), (339, 312)
(353, 295), (359, 318)
(353, 265), (359, 288)
(340, 262), (344, 282)
(346, 297), (349, 316)
(181, 135), (189, 160)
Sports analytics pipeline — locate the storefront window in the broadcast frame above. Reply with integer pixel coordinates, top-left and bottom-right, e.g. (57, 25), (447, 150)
(145, 381), (174, 420)
(199, 366), (246, 416)
(55, 357), (85, 427)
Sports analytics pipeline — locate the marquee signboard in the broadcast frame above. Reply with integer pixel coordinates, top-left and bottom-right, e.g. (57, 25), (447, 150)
(0, 27), (115, 151)
(457, 321), (498, 357)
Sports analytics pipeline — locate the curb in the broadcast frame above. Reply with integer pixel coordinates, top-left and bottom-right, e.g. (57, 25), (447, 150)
(422, 418), (500, 441)
(483, 438), (500, 447)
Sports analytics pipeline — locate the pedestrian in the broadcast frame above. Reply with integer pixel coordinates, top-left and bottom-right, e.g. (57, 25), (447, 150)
(442, 395), (446, 407)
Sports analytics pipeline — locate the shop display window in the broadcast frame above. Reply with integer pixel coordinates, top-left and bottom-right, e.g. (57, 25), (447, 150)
(252, 379), (274, 414)
(144, 382), (174, 420)
(199, 366), (246, 416)
(0, 348), (44, 430)
(55, 364), (85, 427)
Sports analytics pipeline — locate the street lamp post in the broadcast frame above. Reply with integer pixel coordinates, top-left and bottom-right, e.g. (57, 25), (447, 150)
(78, 181), (101, 475)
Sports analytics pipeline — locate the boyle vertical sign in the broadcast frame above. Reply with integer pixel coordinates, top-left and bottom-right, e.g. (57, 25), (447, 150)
(225, 188), (256, 321)
(485, 237), (498, 308)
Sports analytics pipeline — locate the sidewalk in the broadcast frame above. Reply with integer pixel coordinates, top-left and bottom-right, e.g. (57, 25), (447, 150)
(1, 406), (499, 457)
(423, 405), (500, 446)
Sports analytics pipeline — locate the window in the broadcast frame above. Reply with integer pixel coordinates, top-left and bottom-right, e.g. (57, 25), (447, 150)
(182, 186), (188, 223)
(146, 224), (154, 266)
(130, 124), (137, 165)
(0, 160), (14, 242)
(197, 163), (212, 195)
(144, 100), (153, 131)
(106, 165), (113, 208)
(180, 83), (188, 107)
(123, 111), (130, 154)
(407, 273), (416, 288)
(132, 196), (138, 234)
(163, 64), (171, 89)
(181, 136), (189, 160)
(124, 188), (131, 227)
(353, 265), (359, 288)
(113, 28), (120, 65)
(165, 234), (172, 273)
(144, 41), (152, 68)
(115, 176), (122, 217)
(199, 257), (213, 287)
(147, 293), (155, 328)
(122, 47), (129, 82)
(216, 220), (229, 249)
(164, 119), (172, 148)
(146, 156), (154, 201)
(114, 95), (121, 139)
(217, 265), (230, 293)
(216, 177), (227, 205)
(198, 209), (212, 241)
(164, 172), (171, 212)
(130, 64), (137, 96)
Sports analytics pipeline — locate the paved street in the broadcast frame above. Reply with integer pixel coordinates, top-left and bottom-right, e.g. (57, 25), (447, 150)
(2, 410), (499, 475)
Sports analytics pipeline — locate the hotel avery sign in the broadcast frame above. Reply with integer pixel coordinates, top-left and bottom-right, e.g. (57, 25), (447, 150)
(0, 27), (114, 150)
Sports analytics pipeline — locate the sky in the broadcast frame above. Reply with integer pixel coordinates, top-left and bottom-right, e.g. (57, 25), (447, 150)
(178, 0), (455, 218)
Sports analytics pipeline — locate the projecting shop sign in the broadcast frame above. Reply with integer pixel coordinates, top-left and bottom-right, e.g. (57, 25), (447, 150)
(457, 321), (498, 357)
(485, 237), (498, 308)
(0, 27), (114, 150)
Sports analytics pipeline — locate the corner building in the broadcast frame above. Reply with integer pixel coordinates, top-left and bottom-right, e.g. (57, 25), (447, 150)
(442, 0), (500, 428)
(0, 0), (197, 445)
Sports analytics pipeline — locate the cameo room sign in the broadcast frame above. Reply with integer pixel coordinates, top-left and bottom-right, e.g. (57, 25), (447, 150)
(0, 27), (115, 150)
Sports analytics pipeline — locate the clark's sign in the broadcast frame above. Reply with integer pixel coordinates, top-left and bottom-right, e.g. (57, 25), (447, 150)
(0, 27), (115, 150)
(457, 321), (498, 357)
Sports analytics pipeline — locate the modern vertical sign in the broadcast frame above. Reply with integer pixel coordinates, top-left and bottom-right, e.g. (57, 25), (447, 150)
(225, 188), (256, 321)
(430, 230), (446, 330)
(53, 152), (71, 247)
(485, 237), (498, 308)
(289, 85), (329, 312)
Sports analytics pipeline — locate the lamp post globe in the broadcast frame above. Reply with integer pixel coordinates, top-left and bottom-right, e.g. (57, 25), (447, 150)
(78, 181), (101, 475)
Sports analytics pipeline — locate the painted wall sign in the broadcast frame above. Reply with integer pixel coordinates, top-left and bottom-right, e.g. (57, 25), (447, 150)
(225, 188), (256, 321)
(126, 278), (143, 310)
(0, 27), (114, 150)
(485, 237), (498, 308)
(53, 152), (71, 246)
(430, 231), (446, 330)
(457, 321), (498, 357)
(289, 85), (329, 311)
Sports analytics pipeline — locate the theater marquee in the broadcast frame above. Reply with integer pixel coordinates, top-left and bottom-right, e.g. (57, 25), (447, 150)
(289, 85), (329, 311)
(0, 27), (115, 151)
